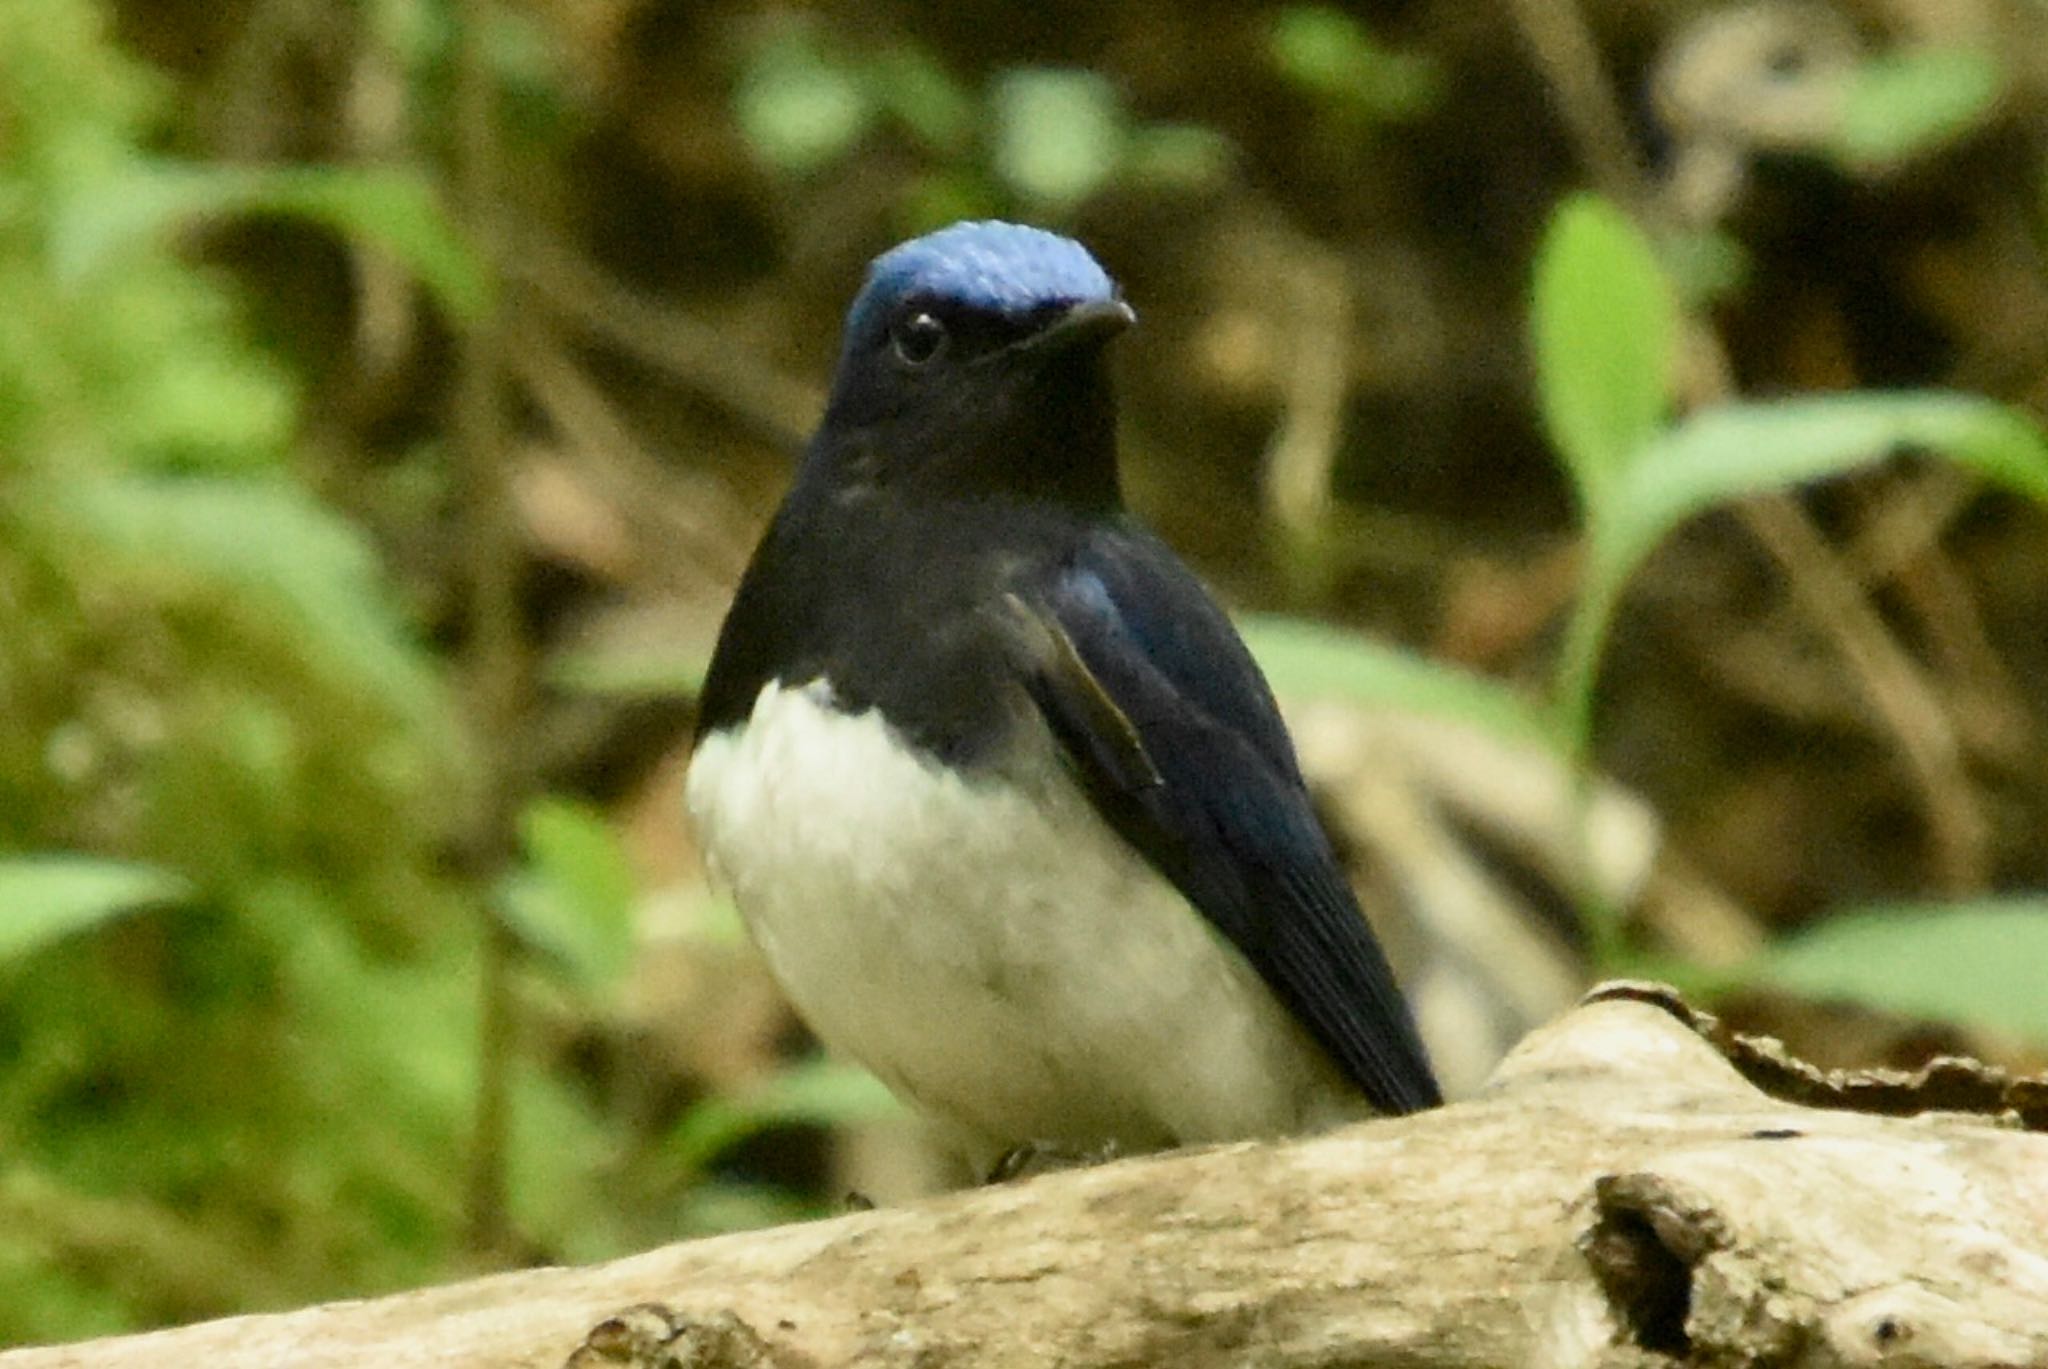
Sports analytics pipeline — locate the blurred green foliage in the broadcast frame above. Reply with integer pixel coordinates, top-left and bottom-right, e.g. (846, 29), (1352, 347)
(1267, 4), (1441, 124)
(1241, 615), (1549, 746)
(1255, 196), (2048, 1016)
(1749, 899), (2048, 1043)
(0, 0), (546, 1341)
(0, 0), (480, 1340)
(502, 797), (637, 994)
(1527, 192), (2048, 1018)
(0, 1), (863, 1345)
(733, 19), (1233, 224)
(1531, 194), (2048, 760)
(53, 162), (491, 321)
(1836, 48), (2003, 166)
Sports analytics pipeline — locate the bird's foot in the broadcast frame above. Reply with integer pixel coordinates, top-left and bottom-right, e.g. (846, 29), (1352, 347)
(983, 1138), (1125, 1184)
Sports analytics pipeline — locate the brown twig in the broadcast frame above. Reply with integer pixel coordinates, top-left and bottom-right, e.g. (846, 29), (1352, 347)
(1261, 240), (1353, 545)
(451, 0), (527, 1260)
(1847, 470), (2036, 771)
(1735, 494), (1987, 887)
(508, 236), (822, 453)
(1500, 0), (1656, 214)
(507, 325), (760, 585)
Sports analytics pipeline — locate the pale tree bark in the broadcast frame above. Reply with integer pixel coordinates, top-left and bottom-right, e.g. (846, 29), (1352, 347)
(7, 983), (2047, 1369)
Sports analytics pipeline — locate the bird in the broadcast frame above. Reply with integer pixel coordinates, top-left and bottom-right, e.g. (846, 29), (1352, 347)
(686, 220), (1440, 1175)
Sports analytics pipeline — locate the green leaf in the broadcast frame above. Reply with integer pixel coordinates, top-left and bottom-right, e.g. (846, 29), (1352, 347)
(665, 1057), (901, 1177)
(734, 32), (873, 176)
(867, 45), (974, 155)
(1836, 49), (2002, 165)
(1663, 227), (1749, 305)
(52, 162), (491, 321)
(1748, 900), (2048, 1044)
(1268, 6), (1440, 119)
(50, 472), (450, 736)
(1555, 391), (2048, 752)
(545, 646), (709, 699)
(0, 855), (188, 961)
(1594, 392), (2048, 593)
(506, 1060), (619, 1262)
(671, 1179), (825, 1235)
(1238, 615), (1551, 747)
(991, 69), (1123, 209)
(1530, 194), (1679, 503)
(1124, 123), (1235, 192)
(116, 346), (296, 465)
(899, 168), (1002, 235)
(500, 797), (636, 993)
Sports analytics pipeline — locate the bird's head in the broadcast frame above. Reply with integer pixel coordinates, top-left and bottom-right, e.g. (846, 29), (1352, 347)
(809, 221), (1135, 511)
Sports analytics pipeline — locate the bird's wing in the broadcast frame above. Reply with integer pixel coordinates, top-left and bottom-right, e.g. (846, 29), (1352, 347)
(1006, 529), (1441, 1115)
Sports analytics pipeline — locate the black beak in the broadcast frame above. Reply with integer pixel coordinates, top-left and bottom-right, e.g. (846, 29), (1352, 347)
(1028, 297), (1137, 354)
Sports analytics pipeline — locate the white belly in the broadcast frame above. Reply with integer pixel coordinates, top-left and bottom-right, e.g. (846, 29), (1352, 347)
(684, 679), (1361, 1164)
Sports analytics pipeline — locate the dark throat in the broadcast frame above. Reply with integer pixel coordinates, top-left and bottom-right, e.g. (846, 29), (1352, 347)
(822, 349), (1124, 516)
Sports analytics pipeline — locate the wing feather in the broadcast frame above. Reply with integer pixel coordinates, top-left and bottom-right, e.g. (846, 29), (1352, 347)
(1011, 530), (1441, 1114)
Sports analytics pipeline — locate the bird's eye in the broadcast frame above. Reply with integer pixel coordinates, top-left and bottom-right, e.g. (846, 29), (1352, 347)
(890, 311), (947, 366)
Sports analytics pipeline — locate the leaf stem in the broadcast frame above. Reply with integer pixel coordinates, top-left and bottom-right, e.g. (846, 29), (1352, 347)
(1551, 553), (1626, 967)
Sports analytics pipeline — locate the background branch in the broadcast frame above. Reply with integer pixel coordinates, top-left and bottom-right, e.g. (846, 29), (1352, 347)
(451, 0), (527, 1260)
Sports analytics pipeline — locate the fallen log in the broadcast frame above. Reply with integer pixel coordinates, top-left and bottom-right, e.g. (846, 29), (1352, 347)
(8, 983), (2047, 1368)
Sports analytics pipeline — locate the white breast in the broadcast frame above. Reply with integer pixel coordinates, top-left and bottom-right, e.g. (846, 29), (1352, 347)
(684, 679), (1361, 1165)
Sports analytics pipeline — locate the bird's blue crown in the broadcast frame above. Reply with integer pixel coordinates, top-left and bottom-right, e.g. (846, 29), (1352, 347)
(843, 221), (1117, 344)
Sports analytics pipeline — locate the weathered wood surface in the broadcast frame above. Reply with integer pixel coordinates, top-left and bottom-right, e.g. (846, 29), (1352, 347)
(9, 984), (2047, 1368)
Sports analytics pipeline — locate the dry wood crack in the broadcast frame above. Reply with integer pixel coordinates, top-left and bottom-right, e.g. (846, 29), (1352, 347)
(7, 982), (2046, 1368)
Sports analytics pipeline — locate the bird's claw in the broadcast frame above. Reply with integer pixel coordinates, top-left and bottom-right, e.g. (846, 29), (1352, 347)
(983, 1137), (1125, 1184)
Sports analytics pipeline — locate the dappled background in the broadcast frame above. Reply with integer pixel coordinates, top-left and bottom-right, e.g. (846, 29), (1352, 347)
(6, 0), (2048, 1346)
